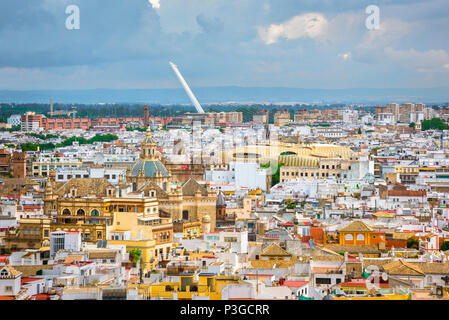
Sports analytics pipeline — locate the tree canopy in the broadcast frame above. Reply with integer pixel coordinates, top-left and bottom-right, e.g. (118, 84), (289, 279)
(421, 118), (448, 131)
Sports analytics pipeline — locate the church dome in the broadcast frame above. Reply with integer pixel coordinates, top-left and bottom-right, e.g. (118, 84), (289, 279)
(130, 128), (170, 178)
(142, 134), (156, 144)
(130, 159), (169, 177)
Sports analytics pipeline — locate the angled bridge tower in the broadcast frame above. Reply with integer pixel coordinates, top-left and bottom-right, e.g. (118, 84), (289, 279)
(169, 61), (205, 114)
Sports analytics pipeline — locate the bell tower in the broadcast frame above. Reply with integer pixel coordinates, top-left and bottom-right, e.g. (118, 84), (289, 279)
(140, 128), (158, 161)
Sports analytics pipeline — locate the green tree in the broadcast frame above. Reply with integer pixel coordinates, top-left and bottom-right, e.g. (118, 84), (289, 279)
(407, 237), (419, 249)
(129, 249), (142, 263)
(421, 118), (448, 131)
(271, 164), (283, 186)
(409, 122), (415, 129)
(357, 128), (362, 134)
(441, 241), (449, 251)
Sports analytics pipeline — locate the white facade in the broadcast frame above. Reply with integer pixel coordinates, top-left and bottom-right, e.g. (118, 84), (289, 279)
(7, 114), (21, 126)
(50, 231), (82, 258)
(205, 162), (270, 191)
(55, 167), (127, 185)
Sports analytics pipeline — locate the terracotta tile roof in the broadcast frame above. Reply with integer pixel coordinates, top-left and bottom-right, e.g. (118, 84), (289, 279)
(414, 262), (449, 274)
(0, 265), (21, 278)
(55, 178), (115, 197)
(21, 277), (43, 285)
(312, 267), (342, 274)
(250, 259), (294, 269)
(261, 243), (291, 257)
(382, 259), (424, 276)
(340, 281), (389, 289)
(392, 232), (417, 240)
(88, 251), (117, 260)
(181, 179), (209, 197)
(387, 190), (426, 197)
(339, 221), (373, 233)
(64, 255), (84, 264)
(283, 281), (308, 288)
(33, 293), (50, 300)
(324, 244), (380, 254)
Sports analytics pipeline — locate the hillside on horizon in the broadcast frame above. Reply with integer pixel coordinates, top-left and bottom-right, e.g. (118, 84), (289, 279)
(0, 86), (448, 105)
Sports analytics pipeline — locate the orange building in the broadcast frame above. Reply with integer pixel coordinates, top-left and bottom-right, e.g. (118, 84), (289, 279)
(338, 221), (381, 246)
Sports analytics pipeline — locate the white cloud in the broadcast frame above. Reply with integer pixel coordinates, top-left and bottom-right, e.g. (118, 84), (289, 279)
(338, 52), (352, 60)
(258, 13), (328, 45)
(148, 0), (160, 9)
(384, 48), (449, 73)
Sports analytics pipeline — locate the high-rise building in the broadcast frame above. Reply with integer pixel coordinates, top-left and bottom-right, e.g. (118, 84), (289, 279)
(21, 112), (43, 132)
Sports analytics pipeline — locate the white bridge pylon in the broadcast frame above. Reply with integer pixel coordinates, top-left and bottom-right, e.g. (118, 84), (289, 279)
(169, 61), (205, 114)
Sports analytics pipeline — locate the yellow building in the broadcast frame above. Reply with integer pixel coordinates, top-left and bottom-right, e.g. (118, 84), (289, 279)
(4, 218), (51, 251)
(150, 273), (244, 300)
(173, 220), (202, 239)
(107, 198), (173, 272)
(338, 221), (374, 245)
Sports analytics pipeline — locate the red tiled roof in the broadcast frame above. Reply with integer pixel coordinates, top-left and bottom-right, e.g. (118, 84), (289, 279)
(33, 294), (50, 300)
(340, 281), (389, 289)
(283, 281), (308, 288)
(388, 190), (426, 197)
(21, 277), (43, 285)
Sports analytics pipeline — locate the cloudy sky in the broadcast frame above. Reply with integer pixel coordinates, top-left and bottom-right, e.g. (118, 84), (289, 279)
(0, 0), (448, 90)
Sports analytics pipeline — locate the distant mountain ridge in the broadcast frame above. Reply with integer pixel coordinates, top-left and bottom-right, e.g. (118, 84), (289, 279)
(0, 86), (448, 105)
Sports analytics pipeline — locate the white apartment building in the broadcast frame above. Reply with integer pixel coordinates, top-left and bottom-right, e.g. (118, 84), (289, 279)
(55, 167), (127, 185)
(50, 231), (82, 258)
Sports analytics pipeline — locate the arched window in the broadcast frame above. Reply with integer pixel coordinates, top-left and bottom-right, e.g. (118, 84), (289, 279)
(63, 209), (71, 215)
(356, 234), (365, 242)
(91, 209), (100, 217)
(345, 234), (353, 242)
(76, 209), (85, 216)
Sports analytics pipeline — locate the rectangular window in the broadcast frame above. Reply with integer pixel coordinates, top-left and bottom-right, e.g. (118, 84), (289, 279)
(316, 278), (331, 285)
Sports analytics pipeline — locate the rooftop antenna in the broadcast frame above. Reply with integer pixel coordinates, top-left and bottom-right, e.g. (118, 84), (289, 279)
(169, 61), (205, 114)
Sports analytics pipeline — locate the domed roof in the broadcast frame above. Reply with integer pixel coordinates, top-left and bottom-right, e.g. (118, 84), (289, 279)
(130, 160), (169, 177)
(142, 128), (156, 144)
(142, 134), (156, 144)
